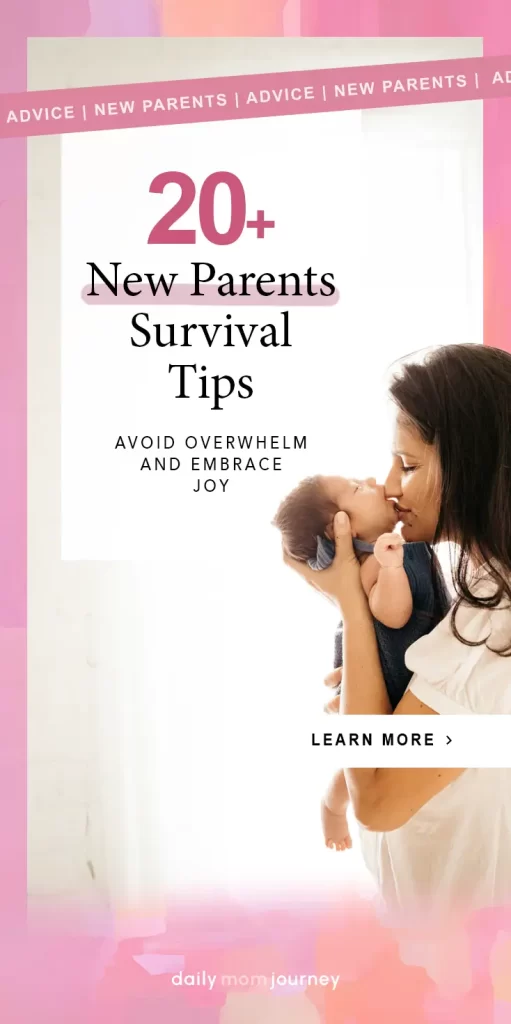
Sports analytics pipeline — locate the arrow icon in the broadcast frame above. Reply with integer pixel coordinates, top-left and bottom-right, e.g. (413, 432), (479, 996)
(446, 736), (452, 745)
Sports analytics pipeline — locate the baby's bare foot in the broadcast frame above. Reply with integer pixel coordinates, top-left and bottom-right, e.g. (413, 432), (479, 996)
(321, 801), (352, 852)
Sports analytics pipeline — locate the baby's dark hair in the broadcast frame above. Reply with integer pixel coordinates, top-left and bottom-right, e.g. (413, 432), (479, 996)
(272, 476), (339, 562)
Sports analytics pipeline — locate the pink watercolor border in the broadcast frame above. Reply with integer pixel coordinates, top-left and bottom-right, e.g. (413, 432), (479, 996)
(2, 1), (511, 1018)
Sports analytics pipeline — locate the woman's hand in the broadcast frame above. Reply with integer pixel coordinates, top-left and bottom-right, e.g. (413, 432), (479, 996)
(324, 666), (342, 689)
(323, 667), (342, 713)
(282, 510), (364, 613)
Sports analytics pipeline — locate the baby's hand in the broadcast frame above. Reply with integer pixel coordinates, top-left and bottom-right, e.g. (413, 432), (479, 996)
(373, 532), (405, 569)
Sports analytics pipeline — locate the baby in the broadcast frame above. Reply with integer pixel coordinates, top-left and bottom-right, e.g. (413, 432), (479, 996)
(273, 474), (450, 850)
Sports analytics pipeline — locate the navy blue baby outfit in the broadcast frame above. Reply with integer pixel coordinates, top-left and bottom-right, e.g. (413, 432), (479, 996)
(309, 537), (451, 710)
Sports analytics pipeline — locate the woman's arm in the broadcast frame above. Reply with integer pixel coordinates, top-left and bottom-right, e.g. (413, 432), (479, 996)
(343, 690), (465, 831)
(339, 581), (392, 715)
(284, 511), (465, 832)
(283, 511), (394, 715)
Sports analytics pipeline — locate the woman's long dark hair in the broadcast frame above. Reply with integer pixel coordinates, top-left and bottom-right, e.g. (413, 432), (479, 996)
(389, 343), (511, 655)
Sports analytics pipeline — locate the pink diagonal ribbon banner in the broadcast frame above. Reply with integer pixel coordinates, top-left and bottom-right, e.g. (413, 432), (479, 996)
(2, 54), (511, 138)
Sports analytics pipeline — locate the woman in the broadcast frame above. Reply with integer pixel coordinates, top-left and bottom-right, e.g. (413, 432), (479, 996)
(285, 344), (511, 917)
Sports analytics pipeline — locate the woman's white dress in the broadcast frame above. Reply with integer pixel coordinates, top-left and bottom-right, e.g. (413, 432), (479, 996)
(359, 583), (511, 917)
